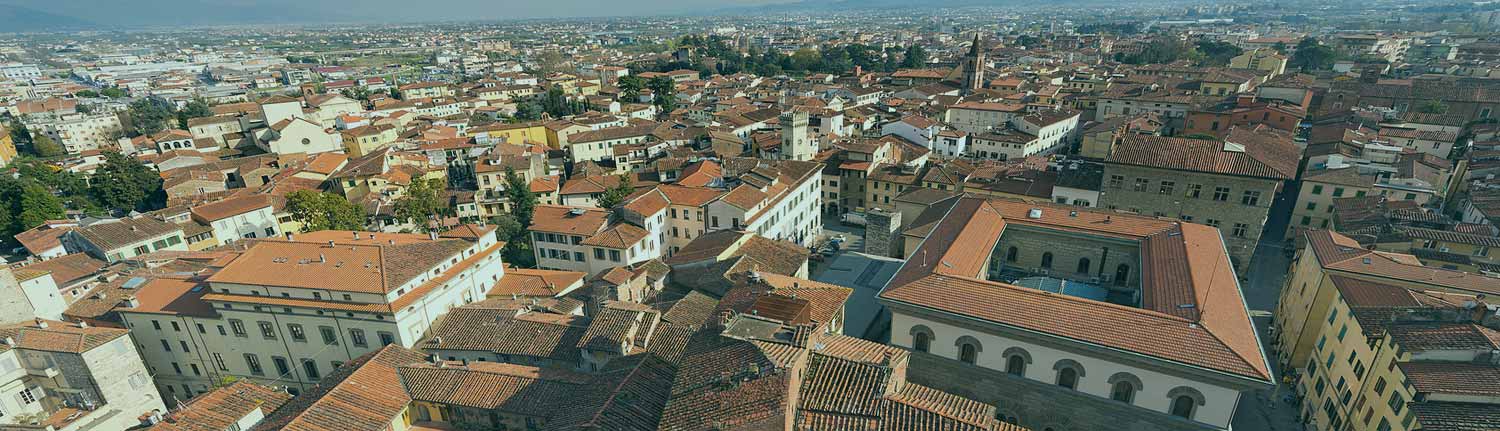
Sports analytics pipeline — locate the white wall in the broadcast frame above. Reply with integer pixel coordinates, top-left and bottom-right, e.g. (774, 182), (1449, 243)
(892, 311), (1243, 429)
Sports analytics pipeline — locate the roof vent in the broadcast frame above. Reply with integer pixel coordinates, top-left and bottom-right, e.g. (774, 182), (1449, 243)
(1222, 141), (1246, 153)
(1027, 208), (1042, 219)
(1068, 210), (1078, 217)
(1362, 257), (1372, 264)
(568, 208), (586, 216)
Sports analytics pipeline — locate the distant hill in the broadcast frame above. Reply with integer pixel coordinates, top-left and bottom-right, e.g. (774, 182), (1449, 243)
(0, 4), (94, 32)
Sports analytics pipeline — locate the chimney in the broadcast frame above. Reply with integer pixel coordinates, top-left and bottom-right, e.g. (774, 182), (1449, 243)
(352, 232), (360, 240)
(285, 232), (295, 241)
(327, 240), (336, 247)
(34, 319), (48, 329)
(429, 231), (438, 241)
(76, 321), (88, 329)
(319, 254), (326, 263)
(1, 337), (14, 346)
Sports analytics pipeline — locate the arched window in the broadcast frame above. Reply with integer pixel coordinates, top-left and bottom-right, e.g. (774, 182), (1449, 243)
(1112, 380), (1135, 403)
(1170, 396), (1196, 419)
(1006, 355), (1027, 376)
(1056, 368), (1077, 389)
(909, 325), (934, 353)
(1167, 386), (1206, 420)
(1076, 257), (1091, 274)
(955, 336), (982, 365)
(1052, 359), (1086, 390)
(1006, 246), (1018, 262)
(1107, 372), (1143, 404)
(1001, 347), (1032, 377)
(1040, 252), (1053, 269)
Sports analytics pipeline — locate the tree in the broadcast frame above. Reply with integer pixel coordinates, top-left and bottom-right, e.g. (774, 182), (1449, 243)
(596, 174), (635, 209)
(1289, 38), (1342, 71)
(503, 167), (537, 227)
(100, 87), (127, 98)
(175, 98), (213, 129)
(1116, 38), (1199, 65)
(1195, 40), (1243, 66)
(74, 89), (99, 98)
(1417, 100), (1449, 114)
(29, 135), (63, 158)
(126, 98), (174, 136)
(9, 122), (32, 145)
(17, 183), (63, 231)
(395, 178), (448, 231)
(513, 102), (543, 121)
(646, 76), (676, 115)
(618, 75), (645, 101)
(899, 45), (928, 69)
(89, 152), (163, 212)
(285, 190), (366, 232)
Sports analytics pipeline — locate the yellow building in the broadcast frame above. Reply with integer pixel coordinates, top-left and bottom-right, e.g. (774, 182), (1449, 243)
(341, 124), (399, 157)
(0, 125), (16, 167)
(1273, 230), (1500, 431)
(1229, 48), (1288, 77)
(471, 121), (551, 147)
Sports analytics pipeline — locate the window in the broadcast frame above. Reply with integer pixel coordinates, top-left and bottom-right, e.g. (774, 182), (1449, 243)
(160, 339), (172, 352)
(913, 332), (930, 352)
(1333, 187), (1345, 197)
(1171, 396), (1197, 419)
(1112, 381), (1136, 403)
(18, 386), (39, 405)
(1388, 393), (1405, 415)
(378, 332), (396, 346)
(1374, 377), (1387, 395)
(1159, 181), (1175, 194)
(1056, 367), (1078, 389)
(1186, 184), (1202, 198)
(609, 250), (621, 262)
(1311, 184), (1324, 195)
(288, 324), (307, 342)
(1241, 190), (1261, 206)
(170, 321), (180, 332)
(1077, 257), (1091, 274)
(1040, 252), (1053, 269)
(1212, 187), (1230, 201)
(955, 336), (982, 365)
(1232, 223), (1249, 238)
(320, 327), (338, 345)
(258, 321), (277, 339)
(302, 359), (320, 380)
(1108, 175), (1124, 188)
(1006, 355), (1026, 376)
(1132, 178), (1149, 192)
(211, 353), (228, 371)
(190, 364), (200, 375)
(350, 329), (368, 347)
(152, 320), (162, 331)
(180, 341), (190, 352)
(1006, 247), (1018, 262)
(172, 362), (182, 374)
(245, 354), (264, 376)
(594, 248), (605, 260)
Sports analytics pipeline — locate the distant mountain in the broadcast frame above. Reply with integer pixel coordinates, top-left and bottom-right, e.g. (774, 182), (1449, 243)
(0, 4), (94, 32)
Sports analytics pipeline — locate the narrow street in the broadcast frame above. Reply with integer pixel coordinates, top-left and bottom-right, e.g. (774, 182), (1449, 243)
(1231, 180), (1302, 431)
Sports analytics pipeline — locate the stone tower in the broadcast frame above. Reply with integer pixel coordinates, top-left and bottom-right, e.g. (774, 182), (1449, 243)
(780, 110), (814, 161)
(963, 33), (986, 95)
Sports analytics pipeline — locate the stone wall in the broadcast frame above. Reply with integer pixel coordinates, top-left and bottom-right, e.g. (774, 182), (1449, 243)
(906, 351), (1217, 431)
(865, 208), (901, 258)
(1098, 164), (1280, 270)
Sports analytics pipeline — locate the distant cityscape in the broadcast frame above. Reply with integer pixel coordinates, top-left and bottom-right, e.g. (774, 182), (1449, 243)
(0, 1), (1498, 431)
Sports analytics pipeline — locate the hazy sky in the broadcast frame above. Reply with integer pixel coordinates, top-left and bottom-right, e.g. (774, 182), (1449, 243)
(8, 0), (804, 25)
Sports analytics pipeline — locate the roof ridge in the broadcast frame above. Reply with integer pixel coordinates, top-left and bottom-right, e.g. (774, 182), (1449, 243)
(925, 273), (1198, 323)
